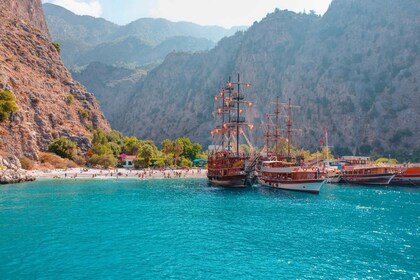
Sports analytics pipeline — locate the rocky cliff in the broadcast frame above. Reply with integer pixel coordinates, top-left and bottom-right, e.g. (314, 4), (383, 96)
(2, 0), (50, 39)
(0, 154), (35, 184)
(0, 0), (110, 160)
(80, 0), (418, 160)
(71, 62), (145, 126)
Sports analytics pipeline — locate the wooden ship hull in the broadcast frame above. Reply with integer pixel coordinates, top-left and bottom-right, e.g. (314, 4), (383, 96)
(259, 163), (325, 194)
(207, 154), (248, 188)
(341, 166), (396, 185)
(390, 166), (420, 186)
(259, 177), (324, 194)
(207, 174), (247, 187)
(342, 173), (395, 185)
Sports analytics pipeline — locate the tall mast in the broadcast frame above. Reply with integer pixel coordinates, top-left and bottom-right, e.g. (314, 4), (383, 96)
(236, 73), (240, 156)
(263, 96), (282, 159)
(325, 128), (329, 160)
(211, 75), (252, 155)
(275, 96), (280, 160)
(221, 86), (225, 150)
(265, 113), (270, 157)
(227, 76), (232, 152)
(287, 98), (292, 158)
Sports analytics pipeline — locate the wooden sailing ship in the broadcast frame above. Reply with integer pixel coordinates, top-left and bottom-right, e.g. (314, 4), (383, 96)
(207, 74), (255, 187)
(257, 97), (325, 194)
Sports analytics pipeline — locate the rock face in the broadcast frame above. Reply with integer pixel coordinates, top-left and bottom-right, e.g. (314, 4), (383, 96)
(75, 0), (419, 160)
(3, 0), (50, 39)
(0, 0), (110, 160)
(71, 62), (146, 128)
(0, 154), (35, 184)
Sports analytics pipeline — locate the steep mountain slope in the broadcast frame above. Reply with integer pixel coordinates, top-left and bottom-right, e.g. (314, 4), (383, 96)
(0, 0), (110, 159)
(105, 0), (419, 159)
(43, 3), (118, 66)
(71, 62), (145, 126)
(44, 3), (244, 68)
(79, 35), (214, 67)
(9, 0), (50, 39)
(279, 0), (420, 156)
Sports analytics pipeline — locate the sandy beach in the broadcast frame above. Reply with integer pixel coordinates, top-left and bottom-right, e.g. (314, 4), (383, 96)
(29, 167), (207, 180)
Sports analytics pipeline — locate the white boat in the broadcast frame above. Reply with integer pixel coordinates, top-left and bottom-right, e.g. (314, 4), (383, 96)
(258, 161), (325, 194)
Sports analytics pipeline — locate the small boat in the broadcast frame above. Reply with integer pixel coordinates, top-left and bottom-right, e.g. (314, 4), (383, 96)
(259, 161), (325, 194)
(207, 74), (255, 188)
(341, 165), (396, 185)
(390, 166), (420, 186)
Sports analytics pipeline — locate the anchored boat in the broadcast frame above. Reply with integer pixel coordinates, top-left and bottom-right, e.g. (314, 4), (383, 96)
(259, 161), (325, 194)
(257, 97), (325, 194)
(390, 166), (420, 186)
(207, 74), (255, 187)
(341, 165), (396, 185)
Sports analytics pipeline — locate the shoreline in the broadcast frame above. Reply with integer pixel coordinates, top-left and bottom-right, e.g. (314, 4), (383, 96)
(29, 167), (207, 180)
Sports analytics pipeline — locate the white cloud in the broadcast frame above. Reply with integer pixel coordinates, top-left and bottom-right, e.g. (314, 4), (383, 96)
(149, 0), (331, 28)
(42, 0), (332, 27)
(44, 0), (102, 17)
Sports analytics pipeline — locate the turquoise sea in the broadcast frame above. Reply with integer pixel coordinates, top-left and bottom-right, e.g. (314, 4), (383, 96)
(0, 179), (418, 279)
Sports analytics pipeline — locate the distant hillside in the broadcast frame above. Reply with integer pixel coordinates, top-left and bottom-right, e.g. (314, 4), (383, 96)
(43, 3), (118, 67)
(79, 36), (214, 68)
(43, 3), (244, 68)
(112, 18), (246, 45)
(78, 0), (419, 161)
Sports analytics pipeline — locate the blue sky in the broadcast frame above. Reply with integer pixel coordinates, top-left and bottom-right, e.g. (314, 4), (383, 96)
(42, 0), (332, 28)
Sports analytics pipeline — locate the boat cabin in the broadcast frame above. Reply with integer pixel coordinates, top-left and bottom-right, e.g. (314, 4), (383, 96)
(341, 156), (371, 165)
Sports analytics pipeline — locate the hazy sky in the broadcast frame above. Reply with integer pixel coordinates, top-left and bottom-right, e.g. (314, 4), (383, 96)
(42, 0), (332, 27)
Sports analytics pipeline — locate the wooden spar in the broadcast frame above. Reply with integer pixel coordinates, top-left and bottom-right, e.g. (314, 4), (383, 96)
(210, 74), (252, 155)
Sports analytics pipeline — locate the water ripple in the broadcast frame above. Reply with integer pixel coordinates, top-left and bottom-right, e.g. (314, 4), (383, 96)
(0, 179), (418, 279)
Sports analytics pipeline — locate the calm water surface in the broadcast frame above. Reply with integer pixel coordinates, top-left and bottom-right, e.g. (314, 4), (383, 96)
(0, 179), (418, 279)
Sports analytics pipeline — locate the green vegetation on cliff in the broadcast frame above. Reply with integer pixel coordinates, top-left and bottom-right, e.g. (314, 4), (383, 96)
(0, 90), (18, 122)
(48, 138), (77, 160)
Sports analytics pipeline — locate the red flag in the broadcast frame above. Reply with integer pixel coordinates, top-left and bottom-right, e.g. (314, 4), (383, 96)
(320, 139), (324, 144)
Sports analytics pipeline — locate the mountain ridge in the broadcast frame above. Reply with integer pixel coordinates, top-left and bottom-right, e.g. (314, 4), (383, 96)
(43, 3), (246, 69)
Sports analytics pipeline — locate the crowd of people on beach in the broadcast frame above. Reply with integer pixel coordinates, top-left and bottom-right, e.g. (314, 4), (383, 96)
(34, 167), (207, 180)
